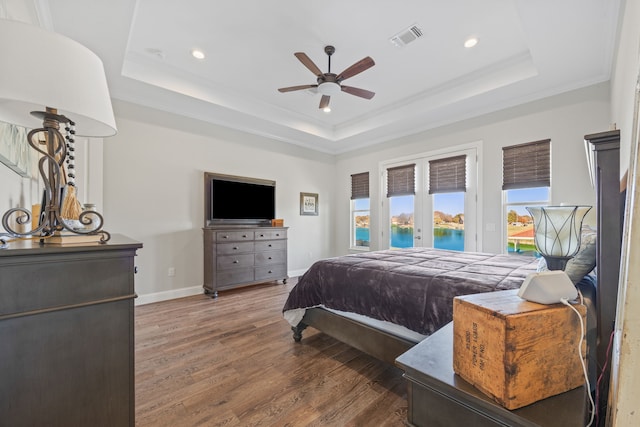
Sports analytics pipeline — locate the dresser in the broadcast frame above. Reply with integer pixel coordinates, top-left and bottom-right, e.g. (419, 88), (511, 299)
(0, 235), (142, 427)
(203, 226), (288, 297)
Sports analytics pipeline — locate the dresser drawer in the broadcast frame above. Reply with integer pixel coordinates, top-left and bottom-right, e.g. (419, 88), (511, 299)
(217, 242), (254, 255)
(255, 240), (286, 252)
(255, 250), (286, 266)
(216, 254), (254, 269)
(255, 264), (287, 281)
(254, 229), (287, 240)
(217, 268), (254, 287)
(215, 230), (254, 242)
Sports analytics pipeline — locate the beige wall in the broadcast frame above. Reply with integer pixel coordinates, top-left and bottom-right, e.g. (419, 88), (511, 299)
(103, 101), (336, 302)
(335, 83), (610, 255)
(1, 83), (610, 302)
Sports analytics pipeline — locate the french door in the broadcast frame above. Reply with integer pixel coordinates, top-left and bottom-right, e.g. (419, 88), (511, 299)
(382, 146), (478, 251)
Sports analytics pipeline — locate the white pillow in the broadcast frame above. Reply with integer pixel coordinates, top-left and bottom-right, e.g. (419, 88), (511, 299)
(537, 225), (597, 284)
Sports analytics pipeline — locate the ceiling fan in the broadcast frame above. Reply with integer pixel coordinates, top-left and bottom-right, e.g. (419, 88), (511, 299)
(278, 45), (375, 110)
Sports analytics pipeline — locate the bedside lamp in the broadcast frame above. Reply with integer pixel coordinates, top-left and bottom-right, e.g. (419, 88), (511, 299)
(0, 19), (116, 248)
(525, 206), (591, 271)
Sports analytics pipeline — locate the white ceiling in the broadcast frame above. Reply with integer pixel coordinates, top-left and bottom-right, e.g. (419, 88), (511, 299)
(2, 0), (622, 154)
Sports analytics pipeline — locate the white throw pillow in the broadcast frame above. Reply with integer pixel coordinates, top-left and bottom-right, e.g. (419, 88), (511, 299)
(536, 225), (597, 284)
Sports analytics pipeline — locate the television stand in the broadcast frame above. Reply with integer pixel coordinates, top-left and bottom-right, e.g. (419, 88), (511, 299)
(203, 226), (288, 296)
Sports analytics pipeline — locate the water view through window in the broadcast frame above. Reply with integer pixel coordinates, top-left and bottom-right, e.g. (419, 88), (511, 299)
(389, 195), (414, 248)
(353, 198), (370, 247)
(384, 193), (465, 250)
(433, 192), (464, 251)
(355, 188), (545, 253)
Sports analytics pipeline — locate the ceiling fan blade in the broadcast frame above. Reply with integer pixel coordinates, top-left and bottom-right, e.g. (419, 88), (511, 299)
(294, 52), (323, 77)
(336, 56), (375, 81)
(341, 85), (375, 100)
(278, 84), (317, 93)
(319, 95), (330, 109)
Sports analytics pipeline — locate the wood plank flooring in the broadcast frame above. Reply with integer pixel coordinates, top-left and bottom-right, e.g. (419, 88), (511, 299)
(135, 279), (409, 426)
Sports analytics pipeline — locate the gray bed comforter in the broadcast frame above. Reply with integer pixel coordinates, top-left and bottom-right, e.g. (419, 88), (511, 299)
(283, 248), (539, 336)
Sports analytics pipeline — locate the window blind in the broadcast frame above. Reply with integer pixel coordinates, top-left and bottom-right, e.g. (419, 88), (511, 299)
(502, 139), (550, 190)
(387, 164), (415, 197)
(429, 155), (467, 194)
(351, 172), (370, 199)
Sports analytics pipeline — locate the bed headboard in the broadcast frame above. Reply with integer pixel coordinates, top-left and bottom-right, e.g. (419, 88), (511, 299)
(584, 129), (622, 421)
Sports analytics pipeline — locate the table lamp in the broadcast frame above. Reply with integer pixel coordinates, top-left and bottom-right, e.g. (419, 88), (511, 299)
(525, 205), (592, 270)
(0, 19), (117, 248)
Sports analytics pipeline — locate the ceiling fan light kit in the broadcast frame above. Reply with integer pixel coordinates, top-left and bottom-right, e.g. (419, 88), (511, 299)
(278, 45), (375, 110)
(317, 82), (341, 96)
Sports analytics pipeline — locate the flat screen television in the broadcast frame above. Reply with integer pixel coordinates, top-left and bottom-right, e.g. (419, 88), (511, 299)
(205, 172), (275, 226)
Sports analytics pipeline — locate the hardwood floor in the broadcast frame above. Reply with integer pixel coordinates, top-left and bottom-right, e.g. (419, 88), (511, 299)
(135, 279), (409, 426)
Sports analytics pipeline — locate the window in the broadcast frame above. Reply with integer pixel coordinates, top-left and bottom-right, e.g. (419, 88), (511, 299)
(429, 155), (466, 251)
(350, 172), (370, 249)
(380, 147), (478, 252)
(387, 164), (415, 248)
(502, 140), (550, 255)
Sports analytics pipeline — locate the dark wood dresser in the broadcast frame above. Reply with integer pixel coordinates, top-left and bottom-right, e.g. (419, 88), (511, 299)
(396, 323), (589, 427)
(203, 226), (288, 297)
(0, 235), (142, 427)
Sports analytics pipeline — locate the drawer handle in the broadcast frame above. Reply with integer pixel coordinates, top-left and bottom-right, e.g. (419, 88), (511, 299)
(242, 234), (247, 238)
(233, 246), (239, 250)
(259, 234), (264, 237)
(268, 244), (272, 247)
(233, 260), (239, 264)
(268, 256), (272, 260)
(223, 235), (229, 239)
(276, 234), (280, 237)
(268, 270), (273, 274)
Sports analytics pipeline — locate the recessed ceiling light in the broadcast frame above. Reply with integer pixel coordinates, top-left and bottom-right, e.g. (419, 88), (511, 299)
(191, 49), (205, 59)
(464, 37), (478, 48)
(323, 107), (331, 113)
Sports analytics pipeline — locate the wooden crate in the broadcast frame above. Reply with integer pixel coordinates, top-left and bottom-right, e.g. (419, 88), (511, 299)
(452, 289), (586, 409)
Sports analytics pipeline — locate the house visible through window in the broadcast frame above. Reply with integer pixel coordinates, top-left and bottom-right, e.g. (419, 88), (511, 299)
(502, 139), (550, 256)
(351, 172), (370, 249)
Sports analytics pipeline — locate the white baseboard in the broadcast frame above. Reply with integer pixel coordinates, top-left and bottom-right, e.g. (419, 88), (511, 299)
(135, 270), (302, 306)
(135, 285), (204, 306)
(288, 268), (307, 277)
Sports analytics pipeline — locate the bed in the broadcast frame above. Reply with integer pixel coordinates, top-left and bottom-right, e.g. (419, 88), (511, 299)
(282, 248), (541, 363)
(282, 130), (622, 424)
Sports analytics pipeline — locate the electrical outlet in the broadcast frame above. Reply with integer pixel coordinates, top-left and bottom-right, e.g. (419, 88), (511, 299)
(168, 267), (175, 277)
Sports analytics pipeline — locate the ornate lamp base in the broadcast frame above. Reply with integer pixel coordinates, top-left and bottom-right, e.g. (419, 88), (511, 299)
(543, 255), (572, 271)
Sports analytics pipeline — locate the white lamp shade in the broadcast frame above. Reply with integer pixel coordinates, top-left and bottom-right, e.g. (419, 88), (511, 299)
(526, 206), (591, 257)
(0, 19), (116, 137)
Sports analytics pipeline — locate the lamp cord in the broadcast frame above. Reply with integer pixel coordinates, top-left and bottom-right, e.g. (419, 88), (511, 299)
(560, 297), (595, 427)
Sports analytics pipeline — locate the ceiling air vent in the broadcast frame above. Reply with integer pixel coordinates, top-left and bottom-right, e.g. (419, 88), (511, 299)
(390, 24), (424, 47)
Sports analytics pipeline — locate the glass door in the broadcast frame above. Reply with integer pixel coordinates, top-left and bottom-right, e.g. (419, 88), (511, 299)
(433, 192), (466, 251)
(382, 147), (478, 251)
(389, 194), (416, 248)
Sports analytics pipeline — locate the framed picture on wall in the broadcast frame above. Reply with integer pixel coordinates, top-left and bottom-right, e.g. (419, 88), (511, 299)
(300, 192), (318, 216)
(0, 120), (32, 177)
